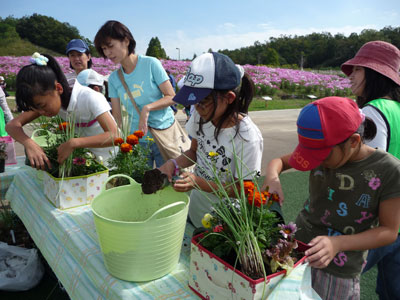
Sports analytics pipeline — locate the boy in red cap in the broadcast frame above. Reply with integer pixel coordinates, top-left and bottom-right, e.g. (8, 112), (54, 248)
(262, 96), (400, 300)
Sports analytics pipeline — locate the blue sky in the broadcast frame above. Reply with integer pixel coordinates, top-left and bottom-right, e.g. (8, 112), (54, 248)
(2, 0), (400, 59)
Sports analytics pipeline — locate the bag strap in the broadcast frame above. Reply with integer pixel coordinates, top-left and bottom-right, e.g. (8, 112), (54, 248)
(117, 68), (141, 115)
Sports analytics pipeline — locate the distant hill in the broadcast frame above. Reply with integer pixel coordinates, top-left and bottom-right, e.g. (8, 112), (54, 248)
(0, 36), (61, 57)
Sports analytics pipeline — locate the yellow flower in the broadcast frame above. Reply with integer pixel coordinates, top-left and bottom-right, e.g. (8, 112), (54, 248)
(208, 151), (219, 157)
(145, 137), (154, 142)
(86, 160), (92, 167)
(201, 213), (213, 228)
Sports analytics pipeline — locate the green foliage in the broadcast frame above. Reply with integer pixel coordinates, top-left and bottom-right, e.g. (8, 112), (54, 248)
(145, 37), (167, 59)
(37, 116), (107, 178)
(107, 141), (152, 183)
(0, 14), (95, 57)
(16, 14), (82, 54)
(0, 22), (19, 46)
(219, 26), (400, 69)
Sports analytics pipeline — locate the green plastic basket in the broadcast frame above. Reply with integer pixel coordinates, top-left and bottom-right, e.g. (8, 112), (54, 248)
(31, 129), (57, 148)
(91, 174), (190, 282)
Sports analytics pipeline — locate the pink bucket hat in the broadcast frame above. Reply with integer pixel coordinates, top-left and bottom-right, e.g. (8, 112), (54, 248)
(341, 40), (400, 86)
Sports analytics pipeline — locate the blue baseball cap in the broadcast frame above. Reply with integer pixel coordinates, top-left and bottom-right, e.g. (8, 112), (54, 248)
(173, 52), (243, 106)
(66, 39), (89, 55)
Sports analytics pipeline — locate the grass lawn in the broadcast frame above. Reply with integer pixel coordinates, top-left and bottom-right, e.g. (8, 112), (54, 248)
(250, 97), (312, 111)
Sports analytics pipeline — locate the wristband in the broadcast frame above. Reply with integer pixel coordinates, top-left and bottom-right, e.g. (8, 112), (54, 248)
(170, 159), (179, 176)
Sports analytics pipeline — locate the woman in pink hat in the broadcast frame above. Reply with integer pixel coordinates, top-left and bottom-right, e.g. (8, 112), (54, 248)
(341, 40), (400, 300)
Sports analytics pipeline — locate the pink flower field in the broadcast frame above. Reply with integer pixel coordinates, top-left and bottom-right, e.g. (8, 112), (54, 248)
(0, 56), (351, 95)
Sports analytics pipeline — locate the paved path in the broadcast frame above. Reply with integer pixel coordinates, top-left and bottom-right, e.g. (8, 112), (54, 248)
(15, 109), (301, 176)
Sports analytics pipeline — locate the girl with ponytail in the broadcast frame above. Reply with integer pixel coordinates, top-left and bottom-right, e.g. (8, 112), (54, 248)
(6, 53), (118, 169)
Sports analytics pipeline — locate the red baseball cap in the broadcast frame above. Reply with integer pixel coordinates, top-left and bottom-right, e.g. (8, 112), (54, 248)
(289, 97), (363, 171)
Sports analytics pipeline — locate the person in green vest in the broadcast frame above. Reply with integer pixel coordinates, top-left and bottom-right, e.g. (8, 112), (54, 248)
(342, 40), (400, 300)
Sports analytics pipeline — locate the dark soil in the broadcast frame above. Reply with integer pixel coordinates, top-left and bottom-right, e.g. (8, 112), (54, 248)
(0, 212), (36, 249)
(141, 169), (168, 194)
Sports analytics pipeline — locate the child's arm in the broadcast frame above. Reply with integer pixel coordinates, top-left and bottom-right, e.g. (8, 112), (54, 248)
(158, 138), (198, 182)
(57, 111), (118, 163)
(6, 111), (51, 169)
(305, 196), (400, 268)
(138, 80), (175, 135)
(261, 154), (293, 204)
(110, 97), (122, 128)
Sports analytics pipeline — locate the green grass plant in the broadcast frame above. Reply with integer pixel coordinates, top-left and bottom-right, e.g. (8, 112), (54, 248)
(250, 97), (313, 111)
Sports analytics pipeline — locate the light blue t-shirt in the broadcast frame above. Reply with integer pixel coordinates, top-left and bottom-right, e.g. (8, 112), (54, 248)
(108, 55), (174, 135)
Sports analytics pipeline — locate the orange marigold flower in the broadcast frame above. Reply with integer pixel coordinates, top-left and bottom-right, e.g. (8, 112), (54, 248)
(120, 143), (133, 153)
(243, 180), (254, 194)
(247, 191), (266, 207)
(126, 134), (139, 145)
(58, 122), (68, 131)
(134, 130), (145, 138)
(114, 137), (124, 145)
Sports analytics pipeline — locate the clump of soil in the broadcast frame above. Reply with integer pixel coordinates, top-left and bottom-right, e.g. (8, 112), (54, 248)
(141, 169), (168, 194)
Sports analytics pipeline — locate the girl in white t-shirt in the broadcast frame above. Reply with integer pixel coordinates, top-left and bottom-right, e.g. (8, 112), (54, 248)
(6, 53), (118, 170)
(159, 52), (263, 228)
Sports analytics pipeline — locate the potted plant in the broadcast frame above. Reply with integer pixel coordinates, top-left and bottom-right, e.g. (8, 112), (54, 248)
(40, 118), (108, 210)
(107, 130), (152, 186)
(0, 140), (7, 173)
(188, 150), (308, 299)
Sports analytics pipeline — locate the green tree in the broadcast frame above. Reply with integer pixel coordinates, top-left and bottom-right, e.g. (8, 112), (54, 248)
(0, 23), (19, 46)
(16, 13), (81, 54)
(145, 37), (167, 59)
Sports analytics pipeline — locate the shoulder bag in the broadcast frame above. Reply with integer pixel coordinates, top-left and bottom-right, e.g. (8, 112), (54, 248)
(117, 69), (191, 161)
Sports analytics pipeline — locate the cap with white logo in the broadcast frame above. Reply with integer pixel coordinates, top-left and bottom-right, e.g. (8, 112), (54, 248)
(173, 52), (242, 106)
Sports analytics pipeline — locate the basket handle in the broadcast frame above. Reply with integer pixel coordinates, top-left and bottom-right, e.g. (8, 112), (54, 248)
(31, 129), (51, 139)
(145, 201), (186, 222)
(101, 174), (139, 192)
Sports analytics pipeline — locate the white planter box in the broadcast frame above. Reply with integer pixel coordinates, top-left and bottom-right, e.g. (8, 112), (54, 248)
(189, 233), (307, 300)
(43, 169), (108, 209)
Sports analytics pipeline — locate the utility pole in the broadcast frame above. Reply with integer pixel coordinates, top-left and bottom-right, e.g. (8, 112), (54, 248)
(176, 48), (180, 60)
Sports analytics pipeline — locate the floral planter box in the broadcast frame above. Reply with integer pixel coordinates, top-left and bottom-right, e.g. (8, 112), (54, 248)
(43, 169), (108, 210)
(189, 233), (308, 300)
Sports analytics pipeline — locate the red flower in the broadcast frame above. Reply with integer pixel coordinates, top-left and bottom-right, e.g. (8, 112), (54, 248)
(58, 122), (68, 131)
(213, 225), (224, 233)
(126, 134), (139, 145)
(120, 143), (133, 153)
(134, 130), (144, 138)
(114, 137), (124, 145)
(271, 193), (280, 203)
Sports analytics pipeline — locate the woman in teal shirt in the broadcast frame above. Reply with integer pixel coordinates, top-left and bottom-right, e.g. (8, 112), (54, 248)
(94, 20), (176, 167)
